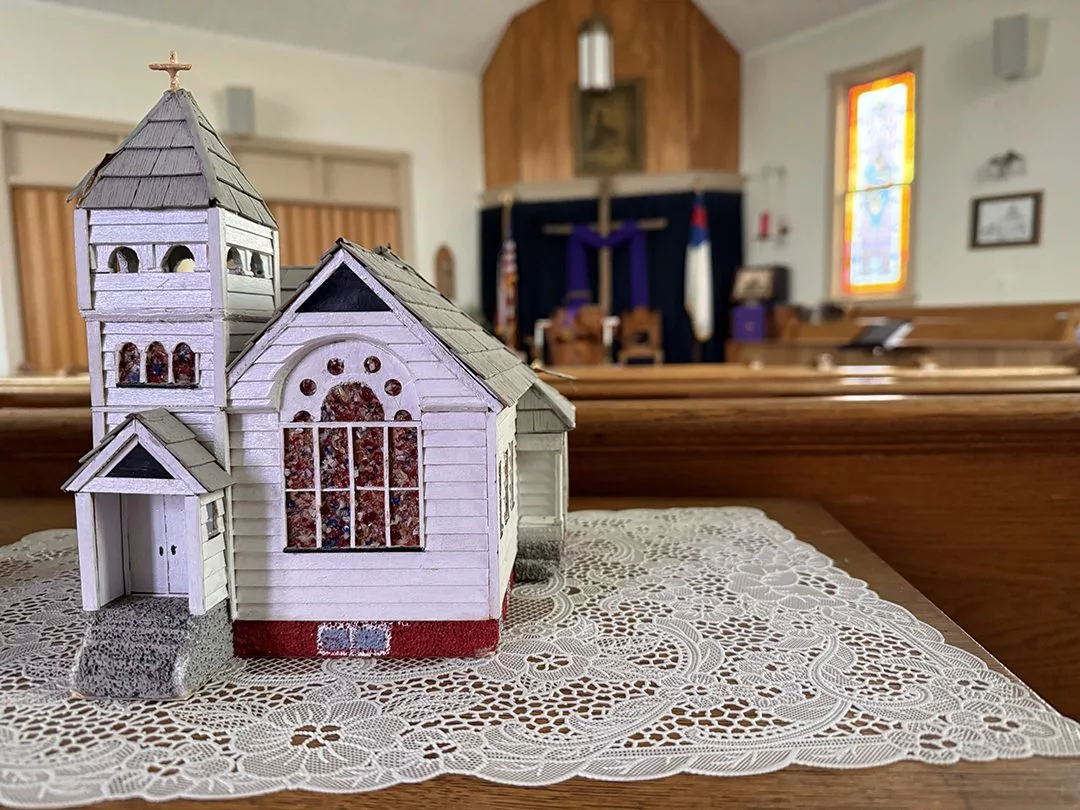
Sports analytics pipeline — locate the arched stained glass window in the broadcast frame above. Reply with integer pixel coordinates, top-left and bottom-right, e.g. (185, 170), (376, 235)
(321, 382), (385, 422)
(173, 343), (196, 385)
(118, 343), (140, 385)
(833, 60), (917, 301)
(283, 363), (420, 551)
(145, 342), (169, 384)
(250, 253), (266, 278)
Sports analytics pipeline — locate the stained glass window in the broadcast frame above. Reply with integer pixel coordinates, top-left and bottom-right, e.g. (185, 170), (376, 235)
(172, 343), (197, 385)
(840, 70), (915, 298)
(145, 342), (169, 384)
(283, 372), (421, 551)
(118, 343), (140, 385)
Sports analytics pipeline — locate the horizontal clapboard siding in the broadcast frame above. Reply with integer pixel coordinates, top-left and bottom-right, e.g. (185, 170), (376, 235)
(197, 491), (228, 613)
(227, 408), (495, 622)
(229, 320), (482, 411)
(103, 410), (227, 461)
(519, 450), (557, 516)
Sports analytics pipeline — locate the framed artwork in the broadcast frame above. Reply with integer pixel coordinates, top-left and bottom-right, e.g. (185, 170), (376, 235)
(573, 81), (644, 176)
(970, 191), (1043, 249)
(732, 266), (776, 302)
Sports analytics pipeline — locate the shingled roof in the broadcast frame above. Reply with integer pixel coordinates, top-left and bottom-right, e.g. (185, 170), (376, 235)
(70, 89), (276, 229)
(340, 240), (540, 406)
(228, 239), (574, 422)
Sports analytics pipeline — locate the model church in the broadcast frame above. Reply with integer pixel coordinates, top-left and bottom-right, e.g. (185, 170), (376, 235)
(61, 58), (574, 700)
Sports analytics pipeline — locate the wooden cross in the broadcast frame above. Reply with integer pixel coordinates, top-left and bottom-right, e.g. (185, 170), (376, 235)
(543, 176), (667, 315)
(149, 50), (192, 91)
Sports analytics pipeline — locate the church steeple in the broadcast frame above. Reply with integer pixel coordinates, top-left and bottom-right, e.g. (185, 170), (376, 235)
(70, 54), (281, 458)
(70, 55), (275, 229)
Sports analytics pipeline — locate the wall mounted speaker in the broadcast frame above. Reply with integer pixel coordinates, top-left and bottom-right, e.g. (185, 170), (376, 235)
(993, 14), (1049, 80)
(225, 86), (256, 135)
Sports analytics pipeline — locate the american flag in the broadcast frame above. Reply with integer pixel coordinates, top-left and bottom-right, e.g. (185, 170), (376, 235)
(495, 235), (518, 348)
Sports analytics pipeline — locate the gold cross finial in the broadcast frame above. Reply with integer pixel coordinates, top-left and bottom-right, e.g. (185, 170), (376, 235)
(149, 50), (192, 91)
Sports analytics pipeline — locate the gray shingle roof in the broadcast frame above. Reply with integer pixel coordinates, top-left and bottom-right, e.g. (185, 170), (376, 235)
(227, 240), (574, 426)
(64, 409), (230, 493)
(70, 89), (276, 229)
(340, 240), (540, 407)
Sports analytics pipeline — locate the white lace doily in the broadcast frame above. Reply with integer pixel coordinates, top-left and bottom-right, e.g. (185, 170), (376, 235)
(2, 508), (1079, 807)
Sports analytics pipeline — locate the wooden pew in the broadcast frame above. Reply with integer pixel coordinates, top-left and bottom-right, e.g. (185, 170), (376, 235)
(559, 387), (1080, 720)
(3, 369), (1080, 719)
(729, 301), (1080, 368)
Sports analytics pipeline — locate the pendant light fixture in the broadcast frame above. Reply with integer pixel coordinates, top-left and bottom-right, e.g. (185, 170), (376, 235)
(578, 14), (614, 91)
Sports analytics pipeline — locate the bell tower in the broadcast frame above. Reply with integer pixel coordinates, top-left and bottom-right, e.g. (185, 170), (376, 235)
(70, 52), (280, 462)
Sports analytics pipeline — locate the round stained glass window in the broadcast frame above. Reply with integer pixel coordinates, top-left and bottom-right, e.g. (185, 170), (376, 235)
(299, 379), (317, 396)
(327, 358), (345, 376)
(364, 356), (381, 374)
(394, 409), (412, 421)
(384, 379), (402, 396)
(293, 410), (312, 422)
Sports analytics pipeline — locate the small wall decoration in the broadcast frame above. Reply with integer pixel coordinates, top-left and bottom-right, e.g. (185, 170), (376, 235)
(970, 191), (1043, 249)
(573, 81), (644, 176)
(732, 266), (778, 303)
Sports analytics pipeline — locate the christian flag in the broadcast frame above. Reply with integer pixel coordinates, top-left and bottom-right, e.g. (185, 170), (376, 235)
(495, 234), (519, 348)
(684, 192), (714, 343)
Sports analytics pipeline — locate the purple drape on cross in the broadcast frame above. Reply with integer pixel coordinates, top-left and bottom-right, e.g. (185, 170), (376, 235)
(565, 222), (650, 319)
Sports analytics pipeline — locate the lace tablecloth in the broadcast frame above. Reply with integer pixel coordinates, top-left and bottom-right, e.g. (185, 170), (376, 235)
(2, 507), (1079, 807)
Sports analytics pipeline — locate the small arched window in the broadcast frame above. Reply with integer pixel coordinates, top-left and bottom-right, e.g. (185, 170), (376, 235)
(226, 247), (245, 275)
(173, 343), (196, 385)
(118, 343), (141, 385)
(107, 247), (139, 273)
(250, 253), (265, 278)
(163, 245), (196, 273)
(145, 342), (169, 384)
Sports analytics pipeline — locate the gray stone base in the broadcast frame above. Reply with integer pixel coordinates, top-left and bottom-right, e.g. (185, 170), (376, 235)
(71, 596), (232, 700)
(514, 522), (564, 583)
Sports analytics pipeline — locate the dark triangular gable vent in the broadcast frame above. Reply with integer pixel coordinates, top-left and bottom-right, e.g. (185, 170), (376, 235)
(106, 444), (174, 479)
(297, 264), (391, 313)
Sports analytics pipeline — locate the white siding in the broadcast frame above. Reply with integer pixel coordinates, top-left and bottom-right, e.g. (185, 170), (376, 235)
(228, 403), (499, 622)
(514, 385), (569, 534)
(494, 405), (517, 610)
(229, 317), (486, 412)
(197, 491), (230, 613)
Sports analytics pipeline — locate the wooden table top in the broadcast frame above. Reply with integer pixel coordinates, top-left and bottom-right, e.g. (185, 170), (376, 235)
(14, 497), (1055, 810)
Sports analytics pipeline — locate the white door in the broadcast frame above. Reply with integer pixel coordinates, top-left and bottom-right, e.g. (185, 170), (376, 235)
(123, 495), (188, 596)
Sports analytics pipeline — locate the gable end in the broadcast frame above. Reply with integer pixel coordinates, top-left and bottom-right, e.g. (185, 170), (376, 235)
(106, 444), (174, 479)
(297, 264), (392, 313)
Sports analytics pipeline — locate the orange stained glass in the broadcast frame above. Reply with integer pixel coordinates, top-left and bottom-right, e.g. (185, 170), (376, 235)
(842, 71), (915, 297)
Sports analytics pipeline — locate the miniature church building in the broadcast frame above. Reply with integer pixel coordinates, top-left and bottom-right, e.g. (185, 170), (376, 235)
(62, 55), (574, 700)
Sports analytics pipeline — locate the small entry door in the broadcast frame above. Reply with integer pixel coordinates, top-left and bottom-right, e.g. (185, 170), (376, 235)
(123, 495), (188, 596)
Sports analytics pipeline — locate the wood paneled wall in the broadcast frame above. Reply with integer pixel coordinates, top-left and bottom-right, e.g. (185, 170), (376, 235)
(271, 202), (400, 266)
(11, 187), (85, 374)
(482, 0), (741, 188)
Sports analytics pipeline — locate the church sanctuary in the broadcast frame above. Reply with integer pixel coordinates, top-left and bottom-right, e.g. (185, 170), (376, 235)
(3, 0), (1080, 806)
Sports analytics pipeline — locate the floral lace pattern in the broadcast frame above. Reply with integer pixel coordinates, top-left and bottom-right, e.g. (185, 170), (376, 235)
(2, 509), (1079, 808)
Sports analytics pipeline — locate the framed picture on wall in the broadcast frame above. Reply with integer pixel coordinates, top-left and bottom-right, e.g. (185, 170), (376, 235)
(573, 81), (644, 176)
(969, 191), (1043, 249)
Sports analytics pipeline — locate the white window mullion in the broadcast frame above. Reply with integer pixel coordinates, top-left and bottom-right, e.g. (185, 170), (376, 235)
(383, 426), (391, 547)
(347, 427), (356, 549)
(312, 426), (322, 548)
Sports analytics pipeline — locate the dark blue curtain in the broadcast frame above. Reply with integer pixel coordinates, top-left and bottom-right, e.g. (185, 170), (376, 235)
(480, 191), (742, 363)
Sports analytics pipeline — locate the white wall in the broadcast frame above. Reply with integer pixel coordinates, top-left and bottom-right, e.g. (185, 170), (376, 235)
(742, 0), (1080, 308)
(0, 0), (483, 374)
